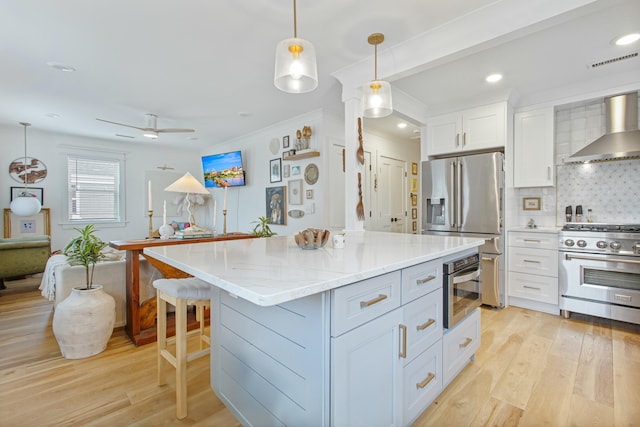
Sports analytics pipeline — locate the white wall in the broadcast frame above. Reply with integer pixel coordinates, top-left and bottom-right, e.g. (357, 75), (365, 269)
(0, 124), (201, 250)
(199, 108), (345, 236)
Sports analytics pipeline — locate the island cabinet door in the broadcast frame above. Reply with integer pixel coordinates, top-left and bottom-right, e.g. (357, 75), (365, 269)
(331, 308), (403, 427)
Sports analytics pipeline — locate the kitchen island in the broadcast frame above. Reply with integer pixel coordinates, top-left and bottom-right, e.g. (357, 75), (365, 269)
(144, 231), (484, 426)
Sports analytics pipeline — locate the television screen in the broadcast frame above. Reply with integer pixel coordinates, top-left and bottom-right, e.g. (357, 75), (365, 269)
(201, 150), (246, 188)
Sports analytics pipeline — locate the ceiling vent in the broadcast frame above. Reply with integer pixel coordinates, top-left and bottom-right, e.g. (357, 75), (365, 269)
(590, 52), (638, 69)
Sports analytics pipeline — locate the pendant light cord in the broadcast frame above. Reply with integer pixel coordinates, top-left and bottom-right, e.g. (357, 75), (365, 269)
(374, 43), (378, 80)
(293, 0), (297, 38)
(19, 122), (31, 192)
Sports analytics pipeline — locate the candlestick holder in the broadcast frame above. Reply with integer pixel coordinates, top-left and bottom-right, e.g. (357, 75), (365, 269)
(148, 210), (153, 239)
(223, 209), (227, 236)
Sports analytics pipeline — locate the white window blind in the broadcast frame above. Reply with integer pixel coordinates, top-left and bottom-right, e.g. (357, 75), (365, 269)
(67, 155), (121, 221)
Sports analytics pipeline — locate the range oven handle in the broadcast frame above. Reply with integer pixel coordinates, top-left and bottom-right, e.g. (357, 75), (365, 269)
(565, 253), (640, 265)
(452, 269), (481, 284)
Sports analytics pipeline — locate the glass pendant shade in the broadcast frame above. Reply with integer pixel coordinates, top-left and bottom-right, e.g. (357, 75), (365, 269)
(362, 80), (393, 118)
(274, 37), (318, 93)
(10, 195), (41, 217)
(10, 122), (42, 217)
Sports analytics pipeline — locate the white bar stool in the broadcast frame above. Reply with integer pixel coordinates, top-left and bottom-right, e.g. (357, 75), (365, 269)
(153, 277), (211, 419)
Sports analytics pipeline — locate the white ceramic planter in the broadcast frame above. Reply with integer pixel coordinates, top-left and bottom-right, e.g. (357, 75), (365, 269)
(52, 285), (115, 359)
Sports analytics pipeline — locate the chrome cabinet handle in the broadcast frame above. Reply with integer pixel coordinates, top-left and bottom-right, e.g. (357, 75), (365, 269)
(463, 132), (467, 146)
(399, 324), (407, 358)
(416, 275), (436, 285)
(523, 285), (541, 290)
(360, 294), (388, 308)
(459, 337), (473, 349)
(523, 259), (541, 264)
(456, 133), (460, 146)
(416, 372), (436, 389)
(547, 166), (551, 180)
(417, 318), (436, 331)
(523, 239), (541, 243)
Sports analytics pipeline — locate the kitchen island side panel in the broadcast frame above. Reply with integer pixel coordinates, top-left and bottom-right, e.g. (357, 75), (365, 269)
(212, 289), (330, 427)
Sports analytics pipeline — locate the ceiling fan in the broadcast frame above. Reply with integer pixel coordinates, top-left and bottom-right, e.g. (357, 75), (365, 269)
(96, 113), (194, 139)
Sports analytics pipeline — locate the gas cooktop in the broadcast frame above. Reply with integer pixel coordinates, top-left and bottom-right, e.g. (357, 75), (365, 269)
(562, 223), (640, 233)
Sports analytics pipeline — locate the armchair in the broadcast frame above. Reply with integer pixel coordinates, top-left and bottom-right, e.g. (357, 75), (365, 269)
(0, 235), (51, 288)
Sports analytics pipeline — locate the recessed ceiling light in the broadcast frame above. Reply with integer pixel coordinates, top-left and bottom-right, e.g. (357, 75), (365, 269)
(485, 73), (503, 83)
(397, 122), (407, 129)
(46, 61), (77, 72)
(614, 33), (640, 46)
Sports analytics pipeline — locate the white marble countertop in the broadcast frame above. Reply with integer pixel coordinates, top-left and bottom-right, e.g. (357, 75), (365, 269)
(144, 231), (484, 306)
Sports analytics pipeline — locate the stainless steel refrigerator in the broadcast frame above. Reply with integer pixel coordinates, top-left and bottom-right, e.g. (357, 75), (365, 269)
(422, 151), (504, 307)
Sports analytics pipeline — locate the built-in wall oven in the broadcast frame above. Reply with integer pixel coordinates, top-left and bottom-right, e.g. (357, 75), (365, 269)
(443, 251), (482, 328)
(559, 223), (640, 325)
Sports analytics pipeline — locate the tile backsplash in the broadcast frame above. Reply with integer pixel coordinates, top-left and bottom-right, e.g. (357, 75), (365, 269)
(556, 160), (640, 224)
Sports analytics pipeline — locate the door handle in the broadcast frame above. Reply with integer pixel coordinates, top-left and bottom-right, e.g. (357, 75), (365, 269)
(450, 161), (457, 228)
(459, 337), (473, 349)
(399, 324), (407, 358)
(416, 372), (435, 389)
(457, 160), (463, 227)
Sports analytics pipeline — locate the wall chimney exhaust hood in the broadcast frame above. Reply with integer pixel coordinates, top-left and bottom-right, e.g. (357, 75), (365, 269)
(565, 91), (640, 163)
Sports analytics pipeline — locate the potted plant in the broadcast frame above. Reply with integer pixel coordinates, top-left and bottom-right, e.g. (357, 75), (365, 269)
(52, 224), (116, 359)
(251, 216), (277, 238)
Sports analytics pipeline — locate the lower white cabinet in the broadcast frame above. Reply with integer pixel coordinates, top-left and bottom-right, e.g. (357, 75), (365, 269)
(331, 308), (404, 427)
(508, 231), (559, 313)
(443, 308), (481, 386)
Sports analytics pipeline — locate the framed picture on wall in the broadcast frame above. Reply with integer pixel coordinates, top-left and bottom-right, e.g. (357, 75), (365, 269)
(3, 208), (51, 238)
(411, 193), (418, 206)
(412, 208), (417, 219)
(265, 186), (286, 225)
(10, 186), (43, 205)
(283, 135), (290, 149)
(411, 162), (418, 175)
(523, 197), (541, 210)
(288, 179), (303, 205)
(270, 158), (282, 183)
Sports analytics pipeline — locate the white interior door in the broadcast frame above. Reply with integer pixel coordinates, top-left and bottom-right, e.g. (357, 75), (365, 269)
(377, 156), (407, 233)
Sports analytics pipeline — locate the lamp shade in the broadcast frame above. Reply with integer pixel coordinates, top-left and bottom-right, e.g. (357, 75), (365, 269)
(10, 195), (41, 217)
(362, 80), (393, 118)
(274, 37), (318, 93)
(164, 172), (209, 194)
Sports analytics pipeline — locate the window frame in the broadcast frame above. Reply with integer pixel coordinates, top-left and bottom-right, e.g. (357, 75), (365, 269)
(61, 148), (127, 228)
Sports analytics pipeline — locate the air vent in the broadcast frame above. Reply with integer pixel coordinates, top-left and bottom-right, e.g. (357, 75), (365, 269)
(590, 52), (638, 68)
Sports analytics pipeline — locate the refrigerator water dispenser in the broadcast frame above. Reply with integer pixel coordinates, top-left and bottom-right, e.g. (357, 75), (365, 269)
(426, 198), (445, 225)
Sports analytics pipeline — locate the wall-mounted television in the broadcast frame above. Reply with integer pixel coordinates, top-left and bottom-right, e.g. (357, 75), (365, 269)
(201, 150), (246, 188)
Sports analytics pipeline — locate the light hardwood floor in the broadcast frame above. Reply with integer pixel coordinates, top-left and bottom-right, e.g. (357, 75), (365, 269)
(1, 277), (639, 426)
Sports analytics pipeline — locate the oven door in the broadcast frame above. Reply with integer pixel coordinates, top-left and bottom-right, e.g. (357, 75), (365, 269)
(559, 251), (640, 309)
(444, 264), (482, 329)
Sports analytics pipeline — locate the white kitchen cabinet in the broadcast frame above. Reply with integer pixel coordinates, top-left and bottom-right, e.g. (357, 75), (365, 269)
(513, 107), (555, 187)
(427, 103), (506, 156)
(507, 231), (559, 314)
(442, 308), (481, 387)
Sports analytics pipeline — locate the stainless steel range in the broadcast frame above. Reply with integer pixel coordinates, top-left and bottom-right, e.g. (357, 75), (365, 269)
(559, 223), (640, 324)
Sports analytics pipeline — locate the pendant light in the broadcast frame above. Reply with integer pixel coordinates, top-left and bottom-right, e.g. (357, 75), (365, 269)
(274, 0), (318, 93)
(10, 122), (42, 217)
(362, 33), (393, 118)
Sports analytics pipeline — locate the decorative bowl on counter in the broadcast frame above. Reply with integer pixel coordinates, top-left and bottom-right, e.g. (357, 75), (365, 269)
(294, 228), (330, 250)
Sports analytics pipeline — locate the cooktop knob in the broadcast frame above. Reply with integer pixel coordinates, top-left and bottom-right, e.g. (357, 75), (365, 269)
(610, 241), (622, 250)
(596, 241), (608, 249)
(564, 239), (575, 247)
(577, 240), (587, 248)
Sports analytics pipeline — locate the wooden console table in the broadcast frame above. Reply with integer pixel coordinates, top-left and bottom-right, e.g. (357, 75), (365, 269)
(110, 233), (256, 346)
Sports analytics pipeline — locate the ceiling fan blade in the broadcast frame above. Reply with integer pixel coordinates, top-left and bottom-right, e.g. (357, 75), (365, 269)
(96, 118), (145, 131)
(157, 128), (195, 133)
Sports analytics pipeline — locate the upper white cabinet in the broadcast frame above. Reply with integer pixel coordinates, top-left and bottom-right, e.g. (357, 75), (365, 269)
(513, 107), (555, 187)
(427, 102), (506, 156)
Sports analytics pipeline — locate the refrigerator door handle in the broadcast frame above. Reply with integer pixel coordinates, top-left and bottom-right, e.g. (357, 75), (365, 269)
(457, 160), (463, 227)
(450, 160), (457, 228)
